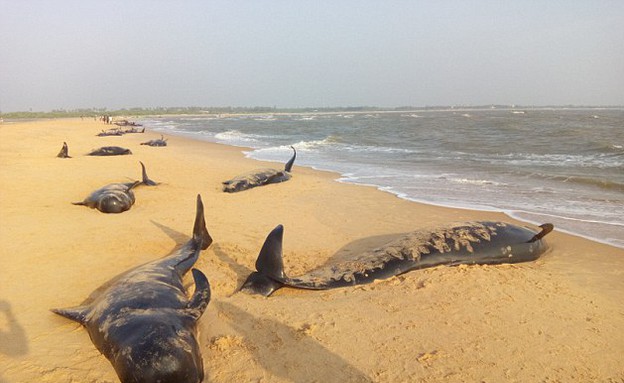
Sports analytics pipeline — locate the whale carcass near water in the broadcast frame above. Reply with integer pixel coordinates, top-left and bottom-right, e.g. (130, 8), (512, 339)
(88, 146), (132, 156)
(53, 195), (213, 383)
(141, 135), (168, 147)
(241, 221), (554, 296)
(72, 162), (159, 213)
(97, 128), (124, 137)
(222, 146), (296, 193)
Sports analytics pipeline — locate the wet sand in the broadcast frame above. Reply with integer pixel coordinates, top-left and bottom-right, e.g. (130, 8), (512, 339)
(1, 118), (623, 382)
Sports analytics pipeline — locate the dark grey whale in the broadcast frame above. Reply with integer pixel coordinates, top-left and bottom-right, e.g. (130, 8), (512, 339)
(53, 195), (213, 383)
(56, 142), (71, 158)
(141, 135), (168, 147)
(88, 146), (132, 156)
(222, 146), (296, 193)
(97, 128), (124, 137)
(241, 221), (554, 296)
(72, 162), (159, 213)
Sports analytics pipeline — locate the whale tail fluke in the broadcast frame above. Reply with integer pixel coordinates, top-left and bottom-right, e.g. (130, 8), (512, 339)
(193, 194), (213, 250)
(528, 223), (554, 243)
(284, 146), (296, 173)
(185, 269), (211, 321)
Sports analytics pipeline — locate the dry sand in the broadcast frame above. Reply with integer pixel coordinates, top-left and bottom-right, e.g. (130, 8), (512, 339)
(1, 118), (623, 382)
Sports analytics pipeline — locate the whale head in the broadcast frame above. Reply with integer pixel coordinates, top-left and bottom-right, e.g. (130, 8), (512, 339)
(98, 195), (130, 213)
(111, 313), (204, 383)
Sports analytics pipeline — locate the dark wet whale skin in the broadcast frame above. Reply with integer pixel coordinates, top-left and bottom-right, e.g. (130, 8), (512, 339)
(73, 182), (139, 213)
(222, 168), (292, 193)
(223, 146), (296, 193)
(87, 146), (132, 156)
(242, 221), (554, 296)
(72, 162), (159, 213)
(53, 195), (213, 383)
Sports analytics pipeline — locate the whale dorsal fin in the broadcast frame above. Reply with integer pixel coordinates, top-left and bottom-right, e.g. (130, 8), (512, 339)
(528, 223), (554, 243)
(51, 305), (90, 325)
(284, 146), (296, 173)
(192, 194), (213, 250)
(139, 161), (159, 186)
(185, 269), (211, 321)
(256, 225), (286, 280)
(239, 225), (287, 296)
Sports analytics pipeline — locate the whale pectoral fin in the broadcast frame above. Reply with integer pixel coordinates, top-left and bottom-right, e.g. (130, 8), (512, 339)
(528, 223), (554, 243)
(185, 269), (211, 321)
(240, 272), (284, 296)
(51, 306), (90, 325)
(71, 201), (86, 206)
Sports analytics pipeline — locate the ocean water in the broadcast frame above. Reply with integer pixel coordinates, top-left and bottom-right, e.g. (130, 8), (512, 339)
(139, 108), (624, 249)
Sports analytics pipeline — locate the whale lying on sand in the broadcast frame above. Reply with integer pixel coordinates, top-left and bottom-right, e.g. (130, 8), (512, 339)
(53, 195), (213, 383)
(222, 146), (296, 193)
(72, 162), (159, 213)
(87, 146), (132, 156)
(241, 221), (554, 296)
(141, 135), (168, 147)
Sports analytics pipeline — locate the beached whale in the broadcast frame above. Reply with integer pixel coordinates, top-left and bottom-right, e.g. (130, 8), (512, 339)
(56, 142), (71, 158)
(241, 221), (554, 296)
(87, 146), (132, 156)
(222, 146), (296, 193)
(72, 162), (159, 213)
(141, 135), (168, 147)
(97, 128), (124, 137)
(123, 126), (145, 134)
(53, 195), (213, 383)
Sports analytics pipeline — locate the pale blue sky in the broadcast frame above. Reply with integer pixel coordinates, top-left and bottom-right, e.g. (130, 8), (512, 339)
(1, 0), (623, 112)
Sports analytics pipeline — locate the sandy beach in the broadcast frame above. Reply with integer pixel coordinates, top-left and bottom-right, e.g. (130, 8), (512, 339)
(1, 118), (623, 382)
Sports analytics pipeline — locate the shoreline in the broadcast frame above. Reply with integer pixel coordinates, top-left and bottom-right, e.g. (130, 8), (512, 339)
(142, 117), (624, 250)
(1, 118), (623, 382)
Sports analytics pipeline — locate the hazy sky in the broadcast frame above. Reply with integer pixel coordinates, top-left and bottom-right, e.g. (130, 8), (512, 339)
(1, 0), (623, 112)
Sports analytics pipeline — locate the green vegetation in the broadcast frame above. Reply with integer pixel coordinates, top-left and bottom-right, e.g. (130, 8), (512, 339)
(1, 106), (400, 119)
(2, 105), (622, 120)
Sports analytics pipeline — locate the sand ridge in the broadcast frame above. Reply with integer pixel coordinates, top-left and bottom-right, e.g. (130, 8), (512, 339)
(1, 118), (623, 382)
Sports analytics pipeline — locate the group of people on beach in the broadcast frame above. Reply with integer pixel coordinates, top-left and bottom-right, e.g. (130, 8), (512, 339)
(99, 115), (114, 124)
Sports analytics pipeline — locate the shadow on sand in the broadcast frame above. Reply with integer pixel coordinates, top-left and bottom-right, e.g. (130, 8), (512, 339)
(150, 219), (190, 247)
(215, 302), (372, 383)
(211, 243), (254, 289)
(0, 300), (29, 357)
(1, 300), (29, 383)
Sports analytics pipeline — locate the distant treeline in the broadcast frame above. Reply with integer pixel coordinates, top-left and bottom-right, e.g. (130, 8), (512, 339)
(2, 105), (621, 119)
